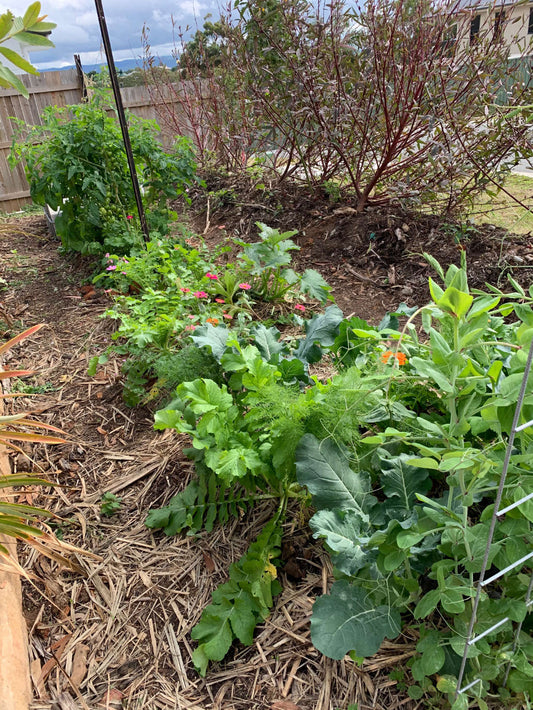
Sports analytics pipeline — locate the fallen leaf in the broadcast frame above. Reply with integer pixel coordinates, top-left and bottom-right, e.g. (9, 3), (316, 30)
(30, 658), (46, 698)
(271, 702), (302, 710)
(97, 688), (124, 707)
(203, 550), (216, 572)
(69, 643), (89, 687)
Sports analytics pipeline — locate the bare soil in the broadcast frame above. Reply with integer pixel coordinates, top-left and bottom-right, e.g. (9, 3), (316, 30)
(189, 175), (533, 320)
(1, 185), (533, 710)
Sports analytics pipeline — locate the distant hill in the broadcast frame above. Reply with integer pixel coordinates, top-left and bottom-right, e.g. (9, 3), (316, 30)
(45, 55), (176, 74)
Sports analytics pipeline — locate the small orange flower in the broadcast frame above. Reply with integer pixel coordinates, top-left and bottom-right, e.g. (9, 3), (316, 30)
(381, 350), (407, 366)
(206, 317), (219, 326)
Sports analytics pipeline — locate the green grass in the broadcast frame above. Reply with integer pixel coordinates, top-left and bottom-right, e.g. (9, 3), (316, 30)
(0, 203), (44, 221)
(468, 173), (533, 235)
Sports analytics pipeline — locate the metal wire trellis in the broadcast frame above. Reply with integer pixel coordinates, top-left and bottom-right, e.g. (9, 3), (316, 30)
(455, 338), (533, 698)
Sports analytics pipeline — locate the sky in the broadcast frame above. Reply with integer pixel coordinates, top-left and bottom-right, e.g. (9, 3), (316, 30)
(0, 0), (217, 69)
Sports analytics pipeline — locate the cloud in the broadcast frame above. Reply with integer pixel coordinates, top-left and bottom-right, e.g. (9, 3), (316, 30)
(75, 11), (100, 28)
(1, 0), (219, 67)
(176, 0), (209, 16)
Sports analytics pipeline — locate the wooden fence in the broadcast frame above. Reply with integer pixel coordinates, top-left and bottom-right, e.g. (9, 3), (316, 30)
(0, 69), (191, 213)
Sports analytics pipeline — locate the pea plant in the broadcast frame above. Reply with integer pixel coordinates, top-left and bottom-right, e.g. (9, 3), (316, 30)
(146, 250), (533, 707)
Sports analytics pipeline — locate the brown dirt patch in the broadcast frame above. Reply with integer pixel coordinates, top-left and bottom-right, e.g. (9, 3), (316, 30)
(184, 176), (533, 321)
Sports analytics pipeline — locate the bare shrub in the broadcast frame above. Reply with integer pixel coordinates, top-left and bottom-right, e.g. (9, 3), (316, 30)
(144, 0), (532, 214)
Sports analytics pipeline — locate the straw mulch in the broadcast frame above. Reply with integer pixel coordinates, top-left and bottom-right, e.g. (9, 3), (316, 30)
(0, 215), (419, 710)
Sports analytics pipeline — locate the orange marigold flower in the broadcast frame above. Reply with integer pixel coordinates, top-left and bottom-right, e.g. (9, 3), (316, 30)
(206, 317), (219, 326)
(381, 350), (407, 366)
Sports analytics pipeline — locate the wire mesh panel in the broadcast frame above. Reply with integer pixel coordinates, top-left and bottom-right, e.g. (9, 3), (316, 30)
(456, 338), (533, 697)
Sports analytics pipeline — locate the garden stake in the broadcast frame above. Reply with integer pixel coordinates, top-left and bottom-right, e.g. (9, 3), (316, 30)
(93, 0), (150, 242)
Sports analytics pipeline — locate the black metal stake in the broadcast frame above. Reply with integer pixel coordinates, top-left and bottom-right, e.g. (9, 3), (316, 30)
(93, 0), (150, 242)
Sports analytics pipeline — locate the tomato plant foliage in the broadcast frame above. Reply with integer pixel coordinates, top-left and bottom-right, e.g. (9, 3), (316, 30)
(10, 98), (198, 254)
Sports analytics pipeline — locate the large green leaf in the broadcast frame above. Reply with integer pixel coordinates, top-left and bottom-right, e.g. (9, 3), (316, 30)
(205, 446), (263, 483)
(0, 63), (27, 97)
(294, 305), (344, 364)
(0, 46), (37, 74)
(436, 286), (473, 318)
(377, 451), (432, 521)
(250, 323), (284, 361)
(178, 379), (233, 415)
(192, 324), (231, 361)
(311, 580), (401, 659)
(299, 269), (332, 304)
(309, 509), (374, 576)
(296, 434), (374, 514)
(0, 11), (14, 41)
(22, 2), (41, 28)
(14, 30), (54, 47)
(410, 357), (454, 393)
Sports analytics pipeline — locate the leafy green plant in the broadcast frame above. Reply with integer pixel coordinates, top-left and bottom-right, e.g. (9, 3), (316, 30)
(100, 492), (122, 517)
(0, 3), (56, 98)
(235, 222), (331, 305)
(93, 223), (334, 404)
(146, 247), (533, 707)
(292, 255), (533, 704)
(191, 516), (282, 675)
(10, 98), (198, 254)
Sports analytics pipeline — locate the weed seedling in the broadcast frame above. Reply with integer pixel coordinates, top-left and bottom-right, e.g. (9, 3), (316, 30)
(100, 492), (122, 517)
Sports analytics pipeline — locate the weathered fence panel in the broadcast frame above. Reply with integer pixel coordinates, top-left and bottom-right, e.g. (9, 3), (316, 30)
(0, 70), (192, 213)
(0, 69), (82, 212)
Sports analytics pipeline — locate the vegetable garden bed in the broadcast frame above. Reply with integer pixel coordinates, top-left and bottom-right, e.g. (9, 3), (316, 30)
(2, 190), (533, 709)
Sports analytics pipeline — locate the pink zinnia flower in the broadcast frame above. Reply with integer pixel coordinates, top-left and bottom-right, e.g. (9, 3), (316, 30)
(180, 287), (190, 293)
(188, 314), (195, 320)
(239, 282), (251, 290)
(185, 325), (196, 331)
(215, 298), (225, 304)
(294, 304), (306, 312)
(205, 272), (219, 280)
(223, 313), (232, 320)
(194, 291), (208, 298)
(126, 215), (133, 220)
(106, 265), (117, 271)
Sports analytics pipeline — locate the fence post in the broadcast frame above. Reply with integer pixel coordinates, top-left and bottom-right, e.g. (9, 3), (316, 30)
(73, 54), (88, 102)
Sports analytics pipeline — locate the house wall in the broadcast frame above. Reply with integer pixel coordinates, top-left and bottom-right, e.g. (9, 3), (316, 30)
(2, 39), (31, 74)
(2, 38), (50, 74)
(458, 3), (533, 57)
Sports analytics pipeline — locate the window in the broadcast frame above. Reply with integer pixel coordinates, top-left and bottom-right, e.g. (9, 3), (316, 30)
(493, 11), (505, 42)
(441, 22), (457, 56)
(470, 14), (480, 44)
